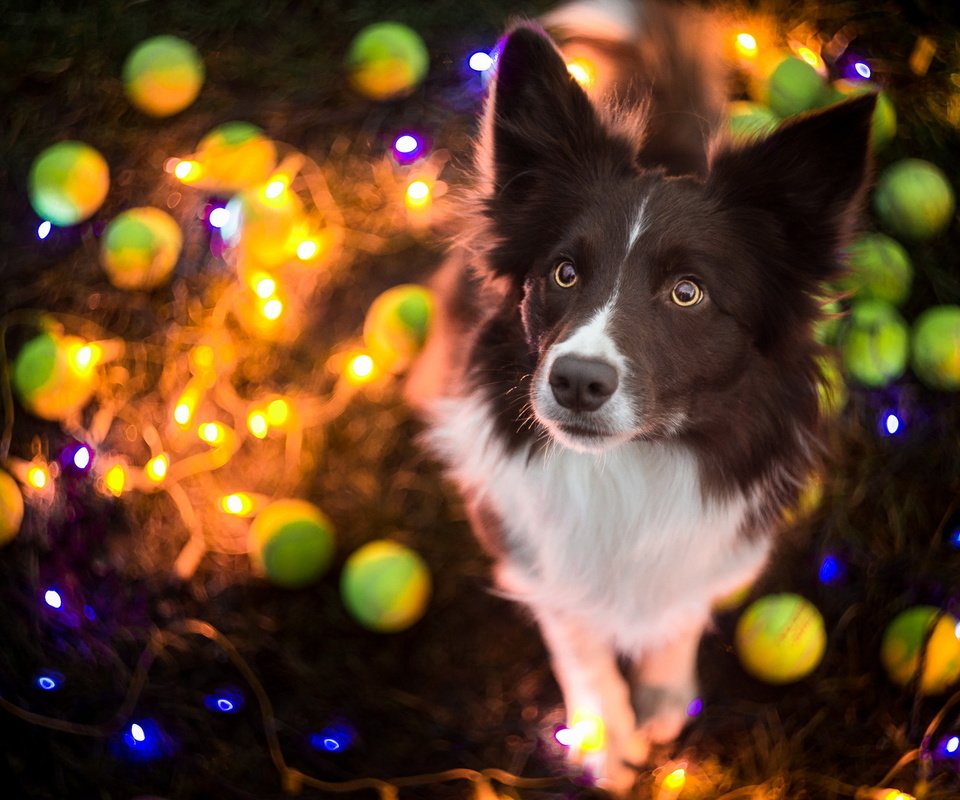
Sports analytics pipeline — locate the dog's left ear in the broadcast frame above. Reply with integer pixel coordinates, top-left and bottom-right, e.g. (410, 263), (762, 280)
(707, 94), (876, 284)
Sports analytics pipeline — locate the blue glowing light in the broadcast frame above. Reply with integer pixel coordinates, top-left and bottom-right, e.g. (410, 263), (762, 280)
(946, 735), (960, 755)
(854, 61), (872, 79)
(204, 688), (245, 714)
(130, 723), (145, 742)
(818, 554), (845, 584)
(468, 51), (494, 72)
(119, 718), (170, 761)
(83, 605), (97, 621)
(686, 697), (703, 717)
(882, 412), (902, 436)
(37, 221), (52, 240)
(44, 590), (63, 609)
(395, 134), (418, 154)
(72, 443), (92, 471)
(949, 528), (960, 549)
(309, 724), (354, 753)
(35, 673), (61, 691)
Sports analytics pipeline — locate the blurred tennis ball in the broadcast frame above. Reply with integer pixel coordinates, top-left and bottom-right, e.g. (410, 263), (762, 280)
(13, 332), (98, 421)
(123, 35), (204, 117)
(881, 606), (960, 694)
(840, 299), (909, 388)
(341, 539), (431, 632)
(728, 101), (780, 139)
(842, 232), (912, 306)
(28, 141), (109, 227)
(363, 284), (433, 372)
(248, 499), (335, 588)
(735, 593), (827, 684)
(0, 470), (24, 546)
(100, 207), (182, 290)
(765, 56), (825, 117)
(911, 305), (960, 390)
(346, 22), (429, 100)
(194, 122), (277, 192)
(874, 158), (955, 241)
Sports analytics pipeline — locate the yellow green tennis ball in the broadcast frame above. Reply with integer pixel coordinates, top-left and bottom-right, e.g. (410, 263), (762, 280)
(123, 35), (204, 117)
(100, 207), (182, 291)
(363, 284), (433, 372)
(765, 56), (825, 117)
(911, 305), (960, 390)
(195, 122), (277, 192)
(0, 470), (24, 546)
(840, 300), (909, 388)
(346, 22), (429, 101)
(248, 499), (335, 588)
(728, 101), (780, 139)
(28, 141), (110, 226)
(881, 606), (960, 694)
(735, 593), (827, 684)
(831, 80), (897, 150)
(13, 332), (98, 421)
(842, 233), (913, 306)
(341, 539), (431, 632)
(874, 159), (955, 241)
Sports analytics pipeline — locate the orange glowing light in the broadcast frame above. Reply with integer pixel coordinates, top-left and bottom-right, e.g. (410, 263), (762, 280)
(198, 421), (226, 445)
(253, 274), (277, 299)
(347, 353), (376, 383)
(296, 239), (318, 260)
(735, 32), (758, 58)
(797, 46), (823, 69)
(266, 398), (290, 427)
(174, 159), (201, 182)
(662, 768), (686, 792)
(405, 180), (432, 210)
(879, 792), (915, 800)
(247, 410), (269, 439)
(71, 342), (100, 373)
(264, 178), (287, 199)
(261, 298), (283, 320)
(189, 344), (215, 372)
(104, 464), (126, 497)
(145, 453), (169, 482)
(220, 492), (254, 516)
(27, 464), (49, 490)
(566, 58), (595, 88)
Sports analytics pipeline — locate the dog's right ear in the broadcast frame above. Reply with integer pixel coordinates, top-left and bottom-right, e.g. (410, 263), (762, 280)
(478, 25), (636, 281)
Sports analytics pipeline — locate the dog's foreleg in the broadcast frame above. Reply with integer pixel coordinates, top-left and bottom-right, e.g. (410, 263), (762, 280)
(535, 609), (642, 794)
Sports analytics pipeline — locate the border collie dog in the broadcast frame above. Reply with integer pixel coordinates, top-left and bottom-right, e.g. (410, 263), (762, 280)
(409, 1), (874, 791)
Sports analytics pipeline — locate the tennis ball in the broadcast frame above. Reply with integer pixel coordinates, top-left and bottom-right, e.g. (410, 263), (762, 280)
(123, 35), (204, 117)
(735, 593), (827, 684)
(363, 284), (433, 372)
(28, 141), (110, 227)
(765, 56), (825, 118)
(881, 606), (960, 694)
(728, 101), (780, 139)
(911, 305), (960, 390)
(831, 80), (897, 150)
(13, 332), (98, 421)
(248, 499), (335, 588)
(840, 300), (909, 388)
(0, 470), (24, 546)
(842, 233), (913, 306)
(874, 159), (955, 241)
(100, 207), (182, 290)
(341, 539), (431, 632)
(222, 185), (305, 268)
(346, 22), (429, 101)
(195, 122), (277, 192)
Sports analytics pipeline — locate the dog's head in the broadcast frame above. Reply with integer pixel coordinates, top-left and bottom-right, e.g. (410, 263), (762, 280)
(476, 25), (874, 455)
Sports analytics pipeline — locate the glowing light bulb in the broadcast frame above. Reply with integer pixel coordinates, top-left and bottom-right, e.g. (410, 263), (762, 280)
(247, 410), (269, 439)
(347, 353), (376, 383)
(145, 453), (169, 482)
(309, 725), (354, 753)
(72, 444), (92, 470)
(204, 689), (245, 714)
(405, 180), (432, 210)
(555, 727), (576, 747)
(27, 464), (49, 489)
(686, 697), (703, 717)
(565, 58), (595, 88)
(296, 239), (318, 260)
(251, 274), (277, 299)
(818, 554), (844, 584)
(565, 710), (605, 753)
(946, 735), (960, 754)
(208, 206), (230, 228)
(35, 673), (59, 691)
(70, 342), (100, 375)
(261, 297), (283, 320)
(220, 492), (253, 516)
(797, 46), (823, 69)
(879, 791), (915, 800)
(395, 134), (419, 154)
(44, 589), (62, 609)
(37, 220), (52, 240)
(735, 32), (758, 58)
(662, 768), (686, 792)
(174, 159), (201, 182)
(468, 51), (494, 72)
(854, 61), (872, 79)
(105, 464), (126, 497)
(198, 421), (226, 445)
(130, 723), (146, 743)
(266, 398), (290, 426)
(189, 344), (215, 372)
(882, 412), (902, 436)
(264, 178), (287, 199)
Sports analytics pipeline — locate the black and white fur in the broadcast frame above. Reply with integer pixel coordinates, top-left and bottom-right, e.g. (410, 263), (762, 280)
(408, 1), (874, 792)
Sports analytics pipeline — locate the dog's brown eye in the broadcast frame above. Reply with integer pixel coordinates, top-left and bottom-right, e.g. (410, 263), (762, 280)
(671, 279), (703, 307)
(554, 261), (578, 288)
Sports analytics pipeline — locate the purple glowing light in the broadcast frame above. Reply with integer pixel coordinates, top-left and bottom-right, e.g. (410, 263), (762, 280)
(468, 51), (494, 72)
(554, 726), (575, 747)
(44, 590), (63, 609)
(854, 61), (872, 79)
(392, 133), (425, 164)
(686, 697), (704, 717)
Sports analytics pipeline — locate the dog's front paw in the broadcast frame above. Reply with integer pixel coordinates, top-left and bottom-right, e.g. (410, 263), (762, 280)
(563, 710), (646, 796)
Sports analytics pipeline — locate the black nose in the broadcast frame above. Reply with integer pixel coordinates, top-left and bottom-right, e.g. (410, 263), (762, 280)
(549, 356), (619, 412)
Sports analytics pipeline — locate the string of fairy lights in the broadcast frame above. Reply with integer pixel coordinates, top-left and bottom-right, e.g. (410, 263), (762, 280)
(2, 7), (960, 800)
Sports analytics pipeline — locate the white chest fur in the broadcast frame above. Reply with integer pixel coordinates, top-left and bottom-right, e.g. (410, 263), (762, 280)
(426, 393), (772, 655)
